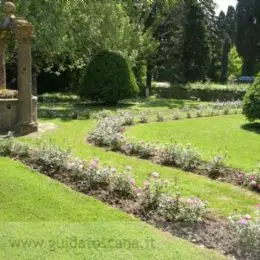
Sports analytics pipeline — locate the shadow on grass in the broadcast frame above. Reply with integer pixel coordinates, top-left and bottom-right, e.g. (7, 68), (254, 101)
(136, 99), (200, 109)
(241, 122), (260, 134)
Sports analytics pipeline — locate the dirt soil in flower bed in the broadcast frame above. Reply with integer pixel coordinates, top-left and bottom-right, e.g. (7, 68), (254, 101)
(15, 156), (257, 260)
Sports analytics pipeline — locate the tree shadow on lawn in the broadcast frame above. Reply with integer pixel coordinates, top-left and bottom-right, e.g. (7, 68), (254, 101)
(136, 99), (200, 109)
(241, 122), (260, 135)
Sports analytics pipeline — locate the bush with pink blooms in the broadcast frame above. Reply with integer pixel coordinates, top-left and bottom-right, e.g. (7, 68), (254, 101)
(229, 205), (260, 259)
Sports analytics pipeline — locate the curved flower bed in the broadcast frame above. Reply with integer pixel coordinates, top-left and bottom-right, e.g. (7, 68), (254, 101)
(87, 113), (260, 193)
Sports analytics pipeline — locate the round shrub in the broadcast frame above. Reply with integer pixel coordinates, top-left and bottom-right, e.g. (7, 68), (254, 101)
(243, 73), (260, 122)
(80, 51), (139, 104)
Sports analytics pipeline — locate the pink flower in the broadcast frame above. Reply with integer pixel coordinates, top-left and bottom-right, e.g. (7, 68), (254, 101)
(90, 159), (99, 168)
(238, 174), (244, 180)
(256, 203), (260, 209)
(244, 215), (251, 220)
(151, 172), (160, 179)
(129, 177), (136, 186)
(239, 218), (248, 225)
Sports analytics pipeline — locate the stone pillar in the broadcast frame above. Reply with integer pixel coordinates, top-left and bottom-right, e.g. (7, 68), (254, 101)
(0, 30), (6, 90)
(16, 20), (37, 134)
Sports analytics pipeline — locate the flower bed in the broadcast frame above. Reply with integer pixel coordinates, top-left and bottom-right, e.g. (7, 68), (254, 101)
(87, 113), (260, 193)
(0, 138), (259, 259)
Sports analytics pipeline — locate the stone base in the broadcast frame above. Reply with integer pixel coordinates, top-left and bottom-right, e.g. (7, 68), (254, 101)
(18, 122), (38, 135)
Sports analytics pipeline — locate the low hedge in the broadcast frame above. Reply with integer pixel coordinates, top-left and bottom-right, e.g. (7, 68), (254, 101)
(155, 85), (246, 101)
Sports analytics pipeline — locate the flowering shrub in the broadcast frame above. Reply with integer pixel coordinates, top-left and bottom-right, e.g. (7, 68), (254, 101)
(205, 154), (227, 178)
(158, 196), (207, 222)
(92, 110), (111, 119)
(229, 205), (260, 259)
(173, 110), (182, 120)
(156, 112), (164, 122)
(119, 111), (135, 126)
(141, 174), (168, 212)
(170, 144), (201, 170)
(140, 175), (207, 222)
(139, 113), (148, 123)
(186, 110), (193, 118)
(111, 168), (137, 199)
(31, 141), (71, 172)
(0, 139), (13, 156)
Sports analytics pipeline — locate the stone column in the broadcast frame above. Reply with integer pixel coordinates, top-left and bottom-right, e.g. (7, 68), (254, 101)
(16, 20), (37, 134)
(0, 30), (6, 90)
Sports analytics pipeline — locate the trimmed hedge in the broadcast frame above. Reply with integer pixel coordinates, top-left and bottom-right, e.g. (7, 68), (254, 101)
(80, 51), (139, 104)
(155, 85), (246, 101)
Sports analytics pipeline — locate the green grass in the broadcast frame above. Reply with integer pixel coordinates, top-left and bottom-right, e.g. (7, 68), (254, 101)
(126, 115), (260, 171)
(21, 118), (260, 217)
(0, 157), (224, 260)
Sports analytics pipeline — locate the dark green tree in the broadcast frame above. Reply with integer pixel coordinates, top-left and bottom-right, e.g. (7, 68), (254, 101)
(220, 6), (236, 82)
(154, 1), (185, 83)
(182, 0), (210, 82)
(236, 0), (259, 76)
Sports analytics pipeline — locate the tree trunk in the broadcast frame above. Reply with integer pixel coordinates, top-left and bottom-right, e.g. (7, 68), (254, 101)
(146, 60), (153, 97)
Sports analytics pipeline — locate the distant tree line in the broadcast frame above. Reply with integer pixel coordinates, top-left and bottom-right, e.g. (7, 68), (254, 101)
(0, 0), (259, 95)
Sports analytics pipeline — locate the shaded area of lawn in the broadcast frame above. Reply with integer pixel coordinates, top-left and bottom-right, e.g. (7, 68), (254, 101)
(38, 97), (205, 119)
(21, 118), (260, 217)
(241, 122), (260, 135)
(126, 115), (260, 171)
(0, 158), (224, 260)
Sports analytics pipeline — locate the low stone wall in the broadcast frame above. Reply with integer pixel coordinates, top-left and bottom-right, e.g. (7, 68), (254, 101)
(0, 97), (37, 134)
(0, 99), (18, 133)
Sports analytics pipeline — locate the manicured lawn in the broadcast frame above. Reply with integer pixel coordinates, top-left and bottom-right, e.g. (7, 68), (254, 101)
(126, 115), (260, 171)
(21, 118), (260, 217)
(0, 157), (224, 260)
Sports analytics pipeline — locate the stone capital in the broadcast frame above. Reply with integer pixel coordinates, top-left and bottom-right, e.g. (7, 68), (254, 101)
(15, 20), (34, 43)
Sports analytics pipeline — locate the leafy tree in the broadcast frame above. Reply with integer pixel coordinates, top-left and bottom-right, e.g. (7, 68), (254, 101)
(80, 51), (139, 104)
(228, 47), (242, 79)
(243, 72), (260, 122)
(1, 0), (155, 93)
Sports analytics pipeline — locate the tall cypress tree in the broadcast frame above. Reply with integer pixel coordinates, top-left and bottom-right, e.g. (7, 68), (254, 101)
(220, 6), (236, 82)
(236, 0), (258, 76)
(183, 0), (210, 82)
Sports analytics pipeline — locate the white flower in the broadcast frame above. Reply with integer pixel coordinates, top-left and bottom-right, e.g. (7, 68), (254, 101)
(151, 172), (160, 178)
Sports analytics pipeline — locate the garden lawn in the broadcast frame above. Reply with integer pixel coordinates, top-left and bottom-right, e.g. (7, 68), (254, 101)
(21, 118), (260, 217)
(0, 157), (224, 260)
(126, 115), (260, 172)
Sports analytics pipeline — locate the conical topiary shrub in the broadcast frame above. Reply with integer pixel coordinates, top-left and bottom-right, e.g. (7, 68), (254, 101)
(80, 51), (139, 104)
